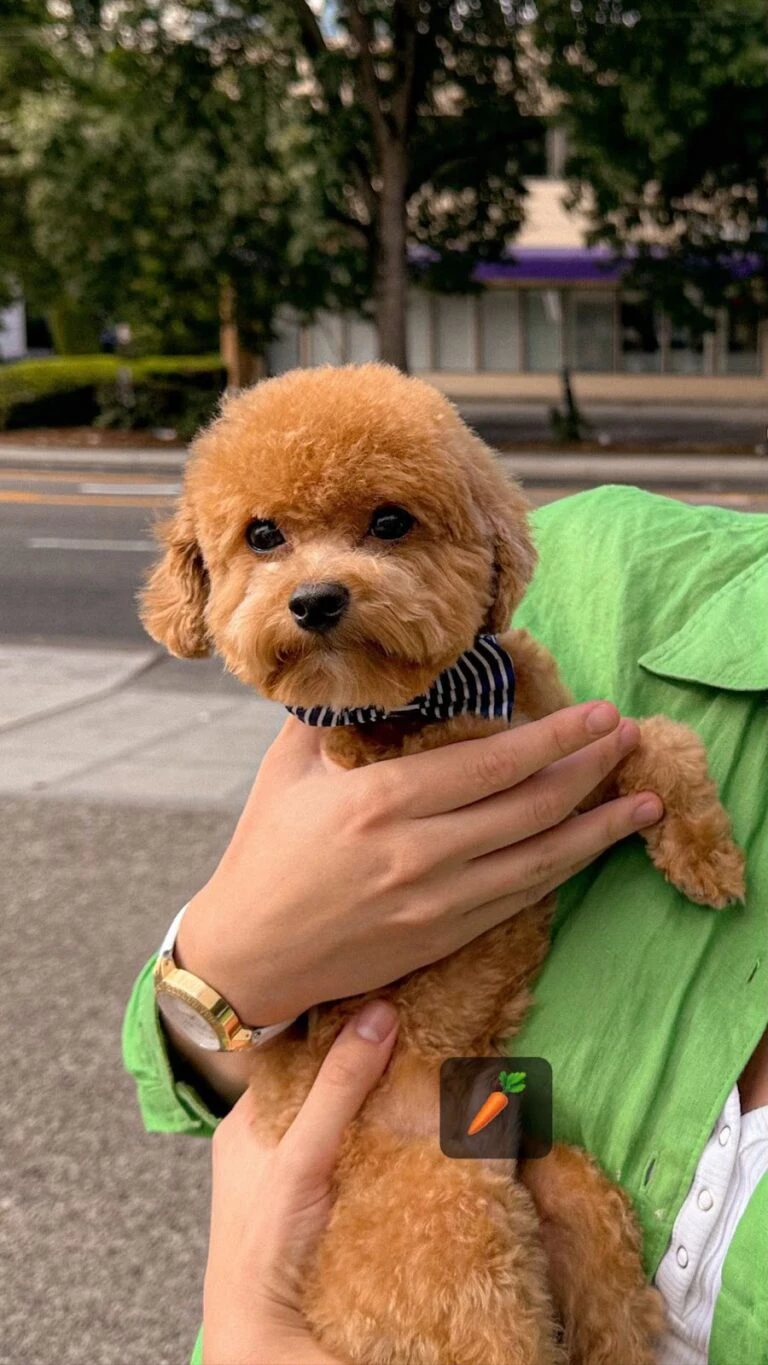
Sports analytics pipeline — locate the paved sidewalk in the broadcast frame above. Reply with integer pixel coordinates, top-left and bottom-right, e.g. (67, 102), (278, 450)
(0, 643), (284, 807)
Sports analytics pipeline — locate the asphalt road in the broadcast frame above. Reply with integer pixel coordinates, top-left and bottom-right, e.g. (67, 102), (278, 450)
(2, 462), (767, 646)
(1, 796), (229, 1365)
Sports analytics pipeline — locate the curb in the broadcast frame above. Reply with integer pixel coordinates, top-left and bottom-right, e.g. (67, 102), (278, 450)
(2, 444), (767, 486)
(0, 445), (186, 472)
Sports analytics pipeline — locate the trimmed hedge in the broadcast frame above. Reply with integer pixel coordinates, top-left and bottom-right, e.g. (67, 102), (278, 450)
(0, 354), (226, 439)
(0, 357), (120, 429)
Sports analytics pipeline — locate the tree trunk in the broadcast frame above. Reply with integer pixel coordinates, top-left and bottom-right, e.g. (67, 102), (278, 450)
(219, 278), (265, 391)
(375, 142), (409, 372)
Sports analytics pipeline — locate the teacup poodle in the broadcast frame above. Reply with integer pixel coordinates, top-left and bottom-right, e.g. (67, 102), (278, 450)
(141, 363), (745, 1365)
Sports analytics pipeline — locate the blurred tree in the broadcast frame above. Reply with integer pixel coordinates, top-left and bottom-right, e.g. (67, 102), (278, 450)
(533, 0), (768, 330)
(5, 1), (545, 373)
(256, 0), (545, 368)
(0, 0), (58, 311)
(4, 3), (356, 379)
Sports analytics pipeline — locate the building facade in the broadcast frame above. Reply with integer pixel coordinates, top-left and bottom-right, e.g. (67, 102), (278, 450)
(268, 178), (767, 403)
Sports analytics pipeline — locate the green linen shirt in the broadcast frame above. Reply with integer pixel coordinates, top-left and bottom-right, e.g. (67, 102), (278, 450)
(123, 485), (768, 1365)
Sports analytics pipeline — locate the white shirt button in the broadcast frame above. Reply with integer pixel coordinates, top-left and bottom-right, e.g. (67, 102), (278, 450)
(698, 1189), (714, 1211)
(676, 1246), (689, 1269)
(719, 1125), (731, 1146)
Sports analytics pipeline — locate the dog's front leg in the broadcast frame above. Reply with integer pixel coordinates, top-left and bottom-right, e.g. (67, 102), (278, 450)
(502, 630), (745, 910)
(609, 715), (745, 909)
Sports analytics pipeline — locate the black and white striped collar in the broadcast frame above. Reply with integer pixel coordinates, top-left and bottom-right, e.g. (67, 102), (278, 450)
(286, 634), (515, 729)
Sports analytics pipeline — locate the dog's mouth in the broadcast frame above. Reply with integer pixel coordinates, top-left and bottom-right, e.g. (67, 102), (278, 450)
(264, 633), (443, 710)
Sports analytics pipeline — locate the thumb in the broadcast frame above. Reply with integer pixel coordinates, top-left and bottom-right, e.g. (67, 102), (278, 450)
(279, 1001), (398, 1186)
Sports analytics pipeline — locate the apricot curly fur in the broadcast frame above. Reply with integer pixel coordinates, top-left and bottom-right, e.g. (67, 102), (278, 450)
(140, 363), (744, 1364)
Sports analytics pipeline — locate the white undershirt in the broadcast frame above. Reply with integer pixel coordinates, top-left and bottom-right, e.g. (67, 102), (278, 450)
(655, 1084), (768, 1365)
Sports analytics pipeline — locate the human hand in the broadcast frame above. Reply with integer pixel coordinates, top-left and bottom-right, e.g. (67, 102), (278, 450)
(178, 701), (662, 1033)
(202, 999), (398, 1365)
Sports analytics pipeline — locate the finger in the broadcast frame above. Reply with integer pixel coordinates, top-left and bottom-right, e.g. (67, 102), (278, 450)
(453, 790), (663, 913)
(279, 1002), (398, 1187)
(370, 702), (625, 818)
(462, 851), (603, 942)
(429, 718), (640, 862)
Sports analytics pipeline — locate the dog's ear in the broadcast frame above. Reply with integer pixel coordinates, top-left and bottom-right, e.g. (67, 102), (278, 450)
(483, 475), (538, 632)
(139, 499), (211, 658)
(458, 430), (537, 632)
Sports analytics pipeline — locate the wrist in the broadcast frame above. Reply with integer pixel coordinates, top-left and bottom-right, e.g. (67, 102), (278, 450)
(203, 1295), (344, 1365)
(176, 884), (308, 1028)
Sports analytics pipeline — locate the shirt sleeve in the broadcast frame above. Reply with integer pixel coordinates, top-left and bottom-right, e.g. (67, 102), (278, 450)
(121, 955), (220, 1139)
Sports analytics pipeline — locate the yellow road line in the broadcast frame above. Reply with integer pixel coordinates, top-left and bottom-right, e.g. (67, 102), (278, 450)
(0, 490), (173, 507)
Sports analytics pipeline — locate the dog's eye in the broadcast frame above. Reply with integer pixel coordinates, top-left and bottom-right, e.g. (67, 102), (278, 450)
(368, 505), (415, 541)
(245, 518), (285, 553)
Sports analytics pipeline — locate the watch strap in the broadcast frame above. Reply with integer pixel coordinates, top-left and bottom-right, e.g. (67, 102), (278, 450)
(156, 903), (297, 1048)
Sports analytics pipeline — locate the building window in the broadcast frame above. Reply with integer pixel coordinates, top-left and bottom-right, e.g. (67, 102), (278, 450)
(479, 290), (520, 371)
(434, 294), (476, 371)
(569, 292), (615, 372)
(347, 315), (377, 364)
(667, 319), (705, 374)
(307, 312), (345, 366)
(407, 291), (432, 371)
(523, 290), (562, 372)
(620, 297), (661, 373)
(719, 304), (760, 375)
(268, 310), (300, 374)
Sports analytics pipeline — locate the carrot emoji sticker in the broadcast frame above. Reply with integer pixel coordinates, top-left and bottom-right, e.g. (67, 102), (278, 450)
(466, 1070), (526, 1137)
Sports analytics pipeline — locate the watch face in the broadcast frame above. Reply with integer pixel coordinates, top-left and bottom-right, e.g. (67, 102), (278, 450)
(157, 991), (222, 1050)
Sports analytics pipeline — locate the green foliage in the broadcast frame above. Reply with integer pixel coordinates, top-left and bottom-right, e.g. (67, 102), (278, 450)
(2, 4), (349, 357)
(0, 354), (223, 434)
(96, 356), (226, 441)
(262, 1), (546, 293)
(4, 0), (764, 362)
(48, 297), (102, 355)
(0, 356), (119, 427)
(532, 0), (768, 323)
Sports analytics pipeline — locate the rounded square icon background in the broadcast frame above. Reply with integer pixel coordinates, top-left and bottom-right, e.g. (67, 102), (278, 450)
(439, 1057), (553, 1160)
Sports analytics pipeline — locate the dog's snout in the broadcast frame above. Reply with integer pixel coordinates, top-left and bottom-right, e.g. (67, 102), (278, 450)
(289, 581), (350, 634)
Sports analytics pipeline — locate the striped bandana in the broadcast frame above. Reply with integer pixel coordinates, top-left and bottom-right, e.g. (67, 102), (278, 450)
(286, 634), (515, 729)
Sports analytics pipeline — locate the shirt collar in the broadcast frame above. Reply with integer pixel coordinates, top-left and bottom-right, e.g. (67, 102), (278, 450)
(639, 553), (768, 693)
(286, 634), (516, 728)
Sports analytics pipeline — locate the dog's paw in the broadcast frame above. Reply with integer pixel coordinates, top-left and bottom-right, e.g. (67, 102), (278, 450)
(646, 818), (746, 910)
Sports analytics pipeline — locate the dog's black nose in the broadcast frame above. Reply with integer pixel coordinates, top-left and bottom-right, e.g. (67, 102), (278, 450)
(289, 582), (350, 633)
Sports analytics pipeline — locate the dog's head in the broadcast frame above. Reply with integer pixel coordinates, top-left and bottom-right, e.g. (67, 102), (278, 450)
(139, 364), (536, 710)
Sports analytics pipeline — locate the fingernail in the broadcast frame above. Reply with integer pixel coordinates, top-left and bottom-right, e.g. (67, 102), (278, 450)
(618, 718), (640, 752)
(355, 1000), (398, 1044)
(634, 797), (663, 826)
(586, 703), (618, 735)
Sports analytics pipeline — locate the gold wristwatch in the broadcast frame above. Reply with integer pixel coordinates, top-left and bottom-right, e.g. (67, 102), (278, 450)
(153, 905), (296, 1052)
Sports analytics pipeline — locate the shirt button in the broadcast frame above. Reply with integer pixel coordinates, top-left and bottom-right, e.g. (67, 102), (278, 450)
(677, 1246), (689, 1269)
(719, 1126), (731, 1146)
(698, 1189), (714, 1212)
